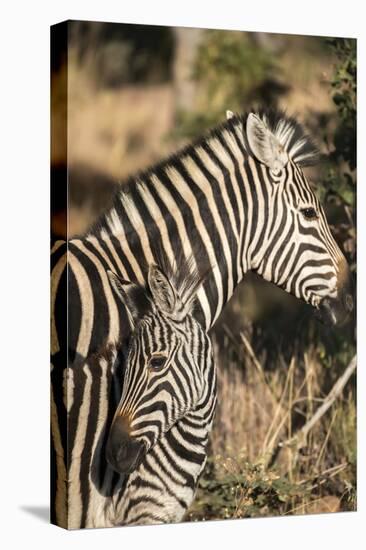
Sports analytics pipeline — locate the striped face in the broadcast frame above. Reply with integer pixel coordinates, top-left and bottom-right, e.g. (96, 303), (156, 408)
(245, 113), (353, 325)
(106, 264), (213, 475)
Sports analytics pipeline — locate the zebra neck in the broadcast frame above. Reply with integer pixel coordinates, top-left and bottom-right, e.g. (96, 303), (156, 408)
(183, 359), (217, 437)
(88, 117), (253, 329)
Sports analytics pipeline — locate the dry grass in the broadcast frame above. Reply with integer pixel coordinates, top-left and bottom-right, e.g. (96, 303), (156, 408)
(187, 330), (356, 521)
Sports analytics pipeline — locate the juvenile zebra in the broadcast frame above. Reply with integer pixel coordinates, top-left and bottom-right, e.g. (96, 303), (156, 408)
(80, 260), (216, 526)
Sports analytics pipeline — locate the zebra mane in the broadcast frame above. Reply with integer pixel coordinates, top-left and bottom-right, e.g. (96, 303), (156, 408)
(87, 108), (318, 240)
(150, 244), (211, 313)
(117, 109), (316, 196)
(239, 109), (319, 167)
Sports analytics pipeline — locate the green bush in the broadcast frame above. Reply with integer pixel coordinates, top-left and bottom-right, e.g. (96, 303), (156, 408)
(320, 38), (356, 270)
(187, 457), (310, 521)
(174, 30), (276, 139)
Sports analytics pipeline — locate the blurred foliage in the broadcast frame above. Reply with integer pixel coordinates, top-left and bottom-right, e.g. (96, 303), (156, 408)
(327, 38), (356, 171)
(174, 30), (278, 139)
(320, 38), (356, 269)
(68, 21), (175, 87)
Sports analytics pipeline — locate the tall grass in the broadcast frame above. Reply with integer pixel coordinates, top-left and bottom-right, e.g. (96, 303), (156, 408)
(187, 325), (356, 521)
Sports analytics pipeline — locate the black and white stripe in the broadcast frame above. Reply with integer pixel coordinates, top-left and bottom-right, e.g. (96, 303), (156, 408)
(101, 263), (216, 525)
(51, 109), (352, 528)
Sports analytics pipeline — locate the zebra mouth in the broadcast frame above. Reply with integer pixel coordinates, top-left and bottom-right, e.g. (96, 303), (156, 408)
(106, 415), (147, 475)
(315, 294), (353, 327)
(107, 437), (146, 475)
(315, 299), (338, 326)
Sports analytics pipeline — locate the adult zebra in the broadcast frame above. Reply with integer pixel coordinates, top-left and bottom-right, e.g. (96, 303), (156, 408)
(51, 109), (353, 528)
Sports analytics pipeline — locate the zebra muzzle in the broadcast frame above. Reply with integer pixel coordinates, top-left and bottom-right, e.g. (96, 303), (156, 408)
(315, 258), (354, 326)
(106, 415), (146, 475)
(316, 291), (354, 327)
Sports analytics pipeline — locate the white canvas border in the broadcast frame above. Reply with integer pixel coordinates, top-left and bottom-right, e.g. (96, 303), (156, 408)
(0, 1), (363, 548)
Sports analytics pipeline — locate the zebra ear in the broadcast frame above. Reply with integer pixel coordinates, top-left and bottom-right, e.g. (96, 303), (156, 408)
(148, 265), (178, 316)
(246, 113), (288, 173)
(107, 270), (150, 329)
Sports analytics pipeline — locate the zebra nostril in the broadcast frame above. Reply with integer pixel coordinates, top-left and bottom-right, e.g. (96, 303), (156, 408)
(116, 444), (128, 462)
(345, 294), (353, 312)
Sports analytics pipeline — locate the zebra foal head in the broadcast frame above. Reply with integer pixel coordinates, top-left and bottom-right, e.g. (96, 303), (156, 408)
(240, 110), (354, 325)
(105, 262), (214, 475)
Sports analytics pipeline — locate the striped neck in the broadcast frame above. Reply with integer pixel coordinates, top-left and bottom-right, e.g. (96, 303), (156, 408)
(87, 117), (253, 330)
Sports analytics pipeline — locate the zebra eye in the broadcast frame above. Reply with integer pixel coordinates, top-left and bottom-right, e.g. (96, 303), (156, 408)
(148, 354), (167, 371)
(301, 207), (318, 220)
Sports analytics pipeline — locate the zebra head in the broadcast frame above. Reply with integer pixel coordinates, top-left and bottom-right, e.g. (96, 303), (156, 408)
(243, 111), (353, 325)
(105, 263), (214, 475)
